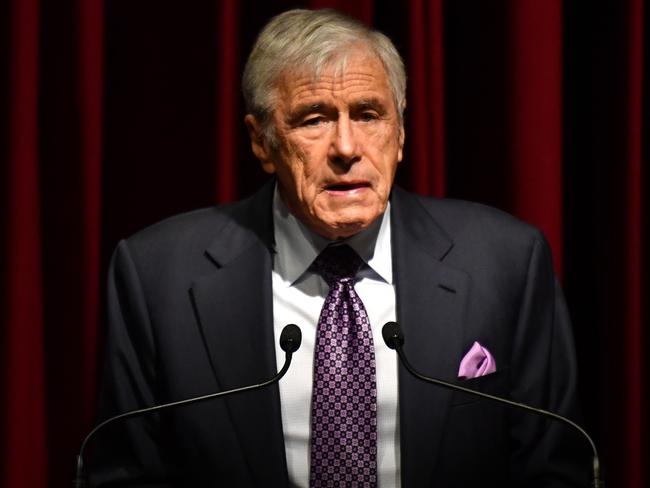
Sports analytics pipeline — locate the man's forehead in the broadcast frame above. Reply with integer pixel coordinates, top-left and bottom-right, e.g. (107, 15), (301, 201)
(277, 54), (392, 104)
(287, 74), (388, 97)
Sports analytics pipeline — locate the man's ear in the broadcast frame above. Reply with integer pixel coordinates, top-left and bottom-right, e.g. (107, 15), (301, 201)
(397, 125), (405, 163)
(244, 114), (276, 174)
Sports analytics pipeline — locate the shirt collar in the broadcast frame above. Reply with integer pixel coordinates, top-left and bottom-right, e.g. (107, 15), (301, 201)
(272, 185), (393, 286)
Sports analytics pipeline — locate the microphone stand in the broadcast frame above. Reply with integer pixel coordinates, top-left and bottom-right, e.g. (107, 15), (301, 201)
(74, 324), (302, 488)
(382, 322), (604, 488)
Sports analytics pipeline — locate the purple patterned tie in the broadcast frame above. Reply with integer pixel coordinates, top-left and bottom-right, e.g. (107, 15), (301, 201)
(309, 245), (377, 487)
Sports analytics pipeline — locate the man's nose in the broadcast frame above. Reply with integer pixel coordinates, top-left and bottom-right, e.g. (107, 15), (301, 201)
(329, 115), (361, 166)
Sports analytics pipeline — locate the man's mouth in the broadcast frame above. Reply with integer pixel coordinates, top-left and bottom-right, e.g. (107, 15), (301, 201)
(325, 181), (371, 193)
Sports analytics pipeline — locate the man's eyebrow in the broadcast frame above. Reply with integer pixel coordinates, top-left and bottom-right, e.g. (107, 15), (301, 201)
(287, 103), (329, 124)
(353, 98), (387, 113)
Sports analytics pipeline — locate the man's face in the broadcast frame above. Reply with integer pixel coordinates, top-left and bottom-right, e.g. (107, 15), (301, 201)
(246, 49), (404, 240)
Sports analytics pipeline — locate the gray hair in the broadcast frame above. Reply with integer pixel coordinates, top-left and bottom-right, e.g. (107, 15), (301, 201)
(242, 9), (406, 146)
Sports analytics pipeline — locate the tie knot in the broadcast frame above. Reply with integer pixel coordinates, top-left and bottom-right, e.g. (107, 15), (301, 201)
(311, 245), (364, 287)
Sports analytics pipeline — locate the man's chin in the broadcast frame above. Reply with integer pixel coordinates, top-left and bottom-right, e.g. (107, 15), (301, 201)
(315, 215), (378, 241)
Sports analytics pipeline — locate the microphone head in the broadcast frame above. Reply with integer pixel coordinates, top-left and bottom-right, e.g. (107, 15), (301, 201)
(382, 321), (404, 350)
(280, 324), (302, 353)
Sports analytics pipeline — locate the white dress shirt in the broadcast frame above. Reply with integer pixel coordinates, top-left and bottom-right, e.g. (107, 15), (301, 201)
(272, 187), (400, 487)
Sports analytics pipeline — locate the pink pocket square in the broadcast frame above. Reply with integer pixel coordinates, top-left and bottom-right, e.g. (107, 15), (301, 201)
(458, 341), (496, 379)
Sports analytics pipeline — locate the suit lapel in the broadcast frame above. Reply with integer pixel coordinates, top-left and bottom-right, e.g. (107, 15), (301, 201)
(190, 182), (289, 486)
(391, 187), (470, 487)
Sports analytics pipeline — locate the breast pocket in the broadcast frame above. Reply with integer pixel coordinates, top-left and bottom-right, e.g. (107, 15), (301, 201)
(449, 367), (510, 407)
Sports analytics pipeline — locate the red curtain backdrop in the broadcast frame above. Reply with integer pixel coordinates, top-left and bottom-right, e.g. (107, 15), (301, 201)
(1, 1), (646, 487)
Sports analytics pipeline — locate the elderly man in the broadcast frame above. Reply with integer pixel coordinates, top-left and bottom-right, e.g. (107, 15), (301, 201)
(94, 8), (587, 488)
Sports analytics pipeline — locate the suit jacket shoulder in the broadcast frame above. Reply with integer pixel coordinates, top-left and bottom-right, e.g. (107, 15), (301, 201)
(390, 186), (554, 292)
(393, 186), (548, 253)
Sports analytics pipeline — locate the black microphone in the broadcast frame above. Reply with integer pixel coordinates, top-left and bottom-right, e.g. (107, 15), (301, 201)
(381, 321), (604, 488)
(74, 323), (302, 488)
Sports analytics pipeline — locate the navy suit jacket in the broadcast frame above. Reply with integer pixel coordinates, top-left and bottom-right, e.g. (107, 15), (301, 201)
(93, 181), (588, 487)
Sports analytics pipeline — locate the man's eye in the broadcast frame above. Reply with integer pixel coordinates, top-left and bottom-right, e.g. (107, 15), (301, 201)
(359, 112), (379, 122)
(301, 117), (324, 127)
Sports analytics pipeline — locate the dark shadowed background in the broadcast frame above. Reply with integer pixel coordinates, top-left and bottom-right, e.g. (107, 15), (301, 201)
(1, 1), (647, 487)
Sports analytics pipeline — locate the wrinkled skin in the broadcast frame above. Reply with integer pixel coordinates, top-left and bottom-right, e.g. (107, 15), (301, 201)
(245, 49), (404, 240)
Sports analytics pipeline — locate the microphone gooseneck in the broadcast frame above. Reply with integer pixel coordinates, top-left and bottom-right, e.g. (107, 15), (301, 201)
(381, 321), (604, 488)
(74, 323), (302, 488)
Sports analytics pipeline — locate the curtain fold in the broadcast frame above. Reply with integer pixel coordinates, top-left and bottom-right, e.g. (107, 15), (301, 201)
(215, 0), (240, 203)
(407, 0), (446, 197)
(573, 2), (647, 486)
(1, 1), (646, 487)
(77, 0), (104, 427)
(35, 0), (105, 485)
(507, 0), (564, 274)
(3, 1), (47, 487)
(621, 1), (644, 486)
